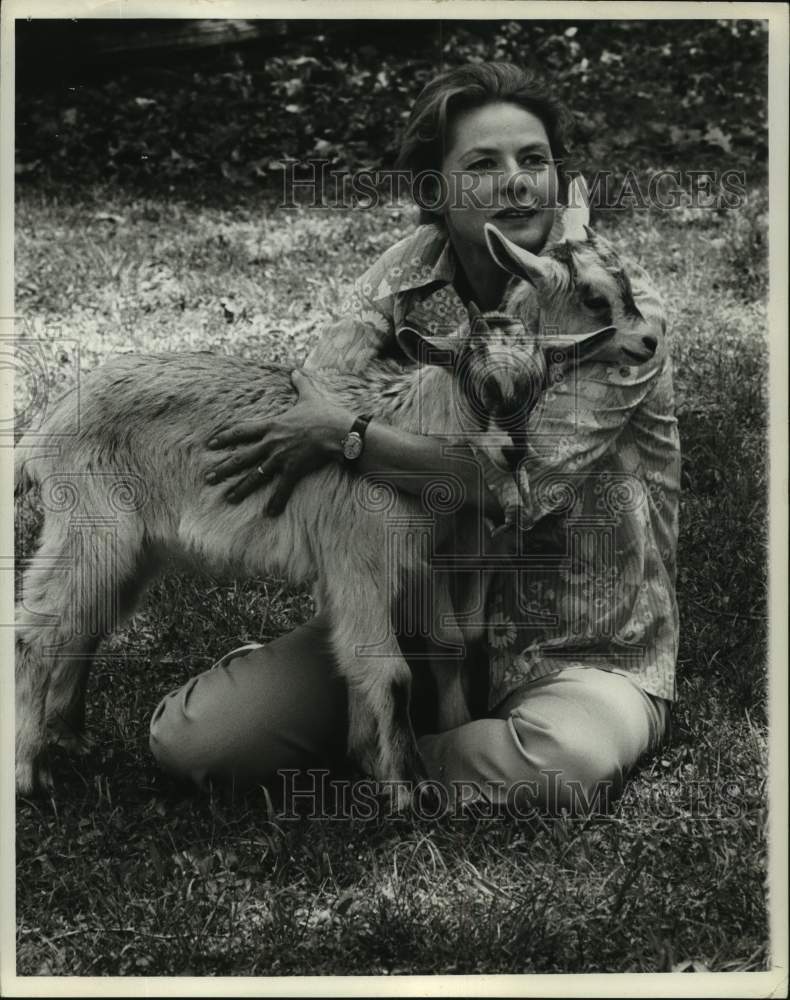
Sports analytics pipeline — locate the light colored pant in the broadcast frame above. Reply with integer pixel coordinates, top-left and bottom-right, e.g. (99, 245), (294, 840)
(149, 615), (669, 814)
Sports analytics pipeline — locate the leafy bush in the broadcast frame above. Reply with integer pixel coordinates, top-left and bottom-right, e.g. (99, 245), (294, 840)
(16, 19), (767, 199)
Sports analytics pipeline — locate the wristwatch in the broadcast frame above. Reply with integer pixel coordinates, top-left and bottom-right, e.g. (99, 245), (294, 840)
(341, 414), (373, 463)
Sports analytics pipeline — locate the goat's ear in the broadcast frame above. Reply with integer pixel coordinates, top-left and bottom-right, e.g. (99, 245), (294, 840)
(542, 325), (616, 365)
(484, 224), (552, 286)
(561, 175), (591, 241)
(396, 325), (458, 368)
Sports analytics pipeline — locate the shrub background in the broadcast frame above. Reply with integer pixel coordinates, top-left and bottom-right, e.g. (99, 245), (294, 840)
(16, 18), (767, 196)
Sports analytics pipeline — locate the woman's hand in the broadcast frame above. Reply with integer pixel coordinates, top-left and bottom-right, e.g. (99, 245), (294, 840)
(205, 369), (354, 514)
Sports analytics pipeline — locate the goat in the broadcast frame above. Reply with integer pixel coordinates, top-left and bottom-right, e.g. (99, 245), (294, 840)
(14, 218), (660, 804)
(417, 216), (662, 729)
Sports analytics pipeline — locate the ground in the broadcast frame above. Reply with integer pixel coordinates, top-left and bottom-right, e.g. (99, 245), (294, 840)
(14, 184), (768, 975)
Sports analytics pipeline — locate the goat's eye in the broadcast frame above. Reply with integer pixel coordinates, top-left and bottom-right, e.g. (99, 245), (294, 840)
(582, 293), (609, 311)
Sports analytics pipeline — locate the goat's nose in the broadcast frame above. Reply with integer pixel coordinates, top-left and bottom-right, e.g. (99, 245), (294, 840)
(642, 335), (658, 355)
(501, 444), (524, 473)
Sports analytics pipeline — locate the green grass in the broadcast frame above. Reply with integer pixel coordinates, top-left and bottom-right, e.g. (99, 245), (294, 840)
(14, 185), (769, 975)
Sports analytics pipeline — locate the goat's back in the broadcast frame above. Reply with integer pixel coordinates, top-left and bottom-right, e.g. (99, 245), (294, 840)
(15, 353), (296, 483)
(13, 352), (426, 587)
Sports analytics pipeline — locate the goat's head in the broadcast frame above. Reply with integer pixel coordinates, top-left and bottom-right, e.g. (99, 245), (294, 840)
(395, 304), (615, 504)
(395, 299), (630, 438)
(484, 222), (660, 367)
(397, 306), (542, 434)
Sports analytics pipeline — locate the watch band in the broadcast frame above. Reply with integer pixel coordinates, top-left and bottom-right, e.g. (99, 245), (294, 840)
(350, 414), (373, 439)
(341, 414), (373, 463)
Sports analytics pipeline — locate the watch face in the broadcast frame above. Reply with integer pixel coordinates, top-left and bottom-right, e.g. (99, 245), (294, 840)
(343, 431), (363, 460)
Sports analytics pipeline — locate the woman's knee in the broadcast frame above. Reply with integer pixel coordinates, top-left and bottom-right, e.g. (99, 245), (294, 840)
(418, 716), (621, 815)
(540, 736), (625, 813)
(506, 709), (634, 814)
(149, 679), (203, 784)
(502, 668), (667, 813)
(149, 621), (348, 791)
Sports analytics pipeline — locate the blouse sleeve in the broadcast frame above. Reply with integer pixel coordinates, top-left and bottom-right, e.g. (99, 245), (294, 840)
(303, 259), (398, 375)
(302, 224), (447, 374)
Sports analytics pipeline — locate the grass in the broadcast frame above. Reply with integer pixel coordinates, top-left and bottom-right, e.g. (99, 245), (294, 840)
(13, 183), (770, 976)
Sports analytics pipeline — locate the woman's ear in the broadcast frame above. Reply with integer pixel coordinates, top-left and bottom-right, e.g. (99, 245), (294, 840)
(396, 325), (458, 367)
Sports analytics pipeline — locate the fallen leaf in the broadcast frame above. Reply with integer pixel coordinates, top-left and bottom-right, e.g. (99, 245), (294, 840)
(672, 959), (712, 972)
(704, 126), (733, 153)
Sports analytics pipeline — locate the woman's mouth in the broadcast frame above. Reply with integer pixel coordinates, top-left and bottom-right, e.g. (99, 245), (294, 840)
(494, 206), (539, 220)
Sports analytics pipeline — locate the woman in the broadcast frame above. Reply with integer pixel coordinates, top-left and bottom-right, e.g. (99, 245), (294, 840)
(149, 63), (680, 815)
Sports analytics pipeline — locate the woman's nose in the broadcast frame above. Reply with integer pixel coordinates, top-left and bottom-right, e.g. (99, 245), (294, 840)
(503, 161), (538, 205)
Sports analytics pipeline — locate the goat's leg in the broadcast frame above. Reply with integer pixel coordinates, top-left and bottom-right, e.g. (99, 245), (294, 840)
(16, 515), (150, 793)
(326, 591), (425, 809)
(45, 538), (162, 754)
(44, 656), (93, 755)
(17, 519), (87, 792)
(431, 659), (472, 732)
(415, 570), (469, 732)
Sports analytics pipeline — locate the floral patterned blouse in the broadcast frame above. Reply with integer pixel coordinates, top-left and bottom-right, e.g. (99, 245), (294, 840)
(305, 215), (680, 708)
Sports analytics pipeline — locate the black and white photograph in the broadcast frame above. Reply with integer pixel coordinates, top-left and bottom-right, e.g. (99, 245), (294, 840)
(2, 1), (787, 993)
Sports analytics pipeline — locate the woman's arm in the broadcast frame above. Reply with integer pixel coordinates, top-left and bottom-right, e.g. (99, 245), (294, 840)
(353, 415), (504, 522)
(205, 227), (505, 518)
(205, 368), (504, 521)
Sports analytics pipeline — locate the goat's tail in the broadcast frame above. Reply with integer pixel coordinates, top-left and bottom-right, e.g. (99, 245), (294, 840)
(14, 444), (34, 500)
(14, 432), (52, 500)
(14, 381), (75, 499)
(14, 464), (31, 501)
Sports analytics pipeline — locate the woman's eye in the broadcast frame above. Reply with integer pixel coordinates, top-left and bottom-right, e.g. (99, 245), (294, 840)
(583, 294), (609, 311)
(467, 158), (496, 171)
(520, 154), (550, 168)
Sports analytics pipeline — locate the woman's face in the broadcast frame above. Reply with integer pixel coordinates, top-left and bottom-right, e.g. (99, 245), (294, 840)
(440, 101), (560, 256)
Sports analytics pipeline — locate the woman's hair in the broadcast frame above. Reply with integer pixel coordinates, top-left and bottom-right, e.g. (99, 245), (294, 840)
(395, 62), (573, 224)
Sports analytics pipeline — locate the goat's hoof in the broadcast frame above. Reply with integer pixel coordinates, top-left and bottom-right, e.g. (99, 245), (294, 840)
(378, 755), (428, 813)
(405, 746), (429, 786)
(16, 757), (53, 797)
(391, 782), (414, 814)
(374, 778), (414, 814)
(15, 759), (36, 797)
(50, 728), (94, 756)
(350, 738), (379, 783)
